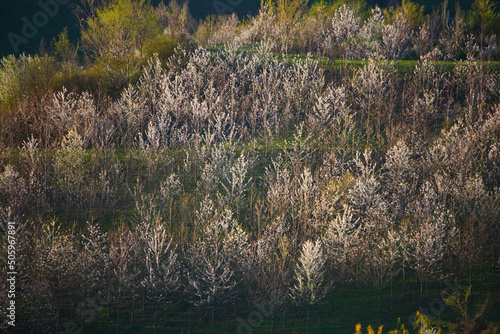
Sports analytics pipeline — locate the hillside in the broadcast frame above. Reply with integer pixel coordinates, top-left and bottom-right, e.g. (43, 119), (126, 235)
(0, 0), (499, 333)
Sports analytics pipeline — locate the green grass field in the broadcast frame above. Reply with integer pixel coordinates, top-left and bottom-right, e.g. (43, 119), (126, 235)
(74, 262), (500, 333)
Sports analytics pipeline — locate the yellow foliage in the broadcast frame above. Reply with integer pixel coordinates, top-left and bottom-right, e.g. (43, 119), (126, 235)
(261, 0), (308, 24)
(383, 0), (425, 31)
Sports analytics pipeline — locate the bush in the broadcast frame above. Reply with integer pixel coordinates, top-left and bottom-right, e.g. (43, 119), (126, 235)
(156, 0), (195, 40)
(80, 0), (163, 90)
(142, 34), (182, 65)
(383, 0), (425, 32)
(0, 54), (56, 107)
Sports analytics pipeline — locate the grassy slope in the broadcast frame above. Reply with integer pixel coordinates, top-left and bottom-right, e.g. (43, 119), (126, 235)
(76, 263), (500, 333)
(4, 107), (497, 333)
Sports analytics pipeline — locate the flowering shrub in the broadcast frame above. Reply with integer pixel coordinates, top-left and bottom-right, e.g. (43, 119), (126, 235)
(0, 0), (500, 332)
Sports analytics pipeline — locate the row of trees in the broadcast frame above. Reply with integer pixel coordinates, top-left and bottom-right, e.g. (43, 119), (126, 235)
(1, 0), (500, 108)
(0, 176), (495, 332)
(234, 0), (500, 59)
(1, 84), (499, 331)
(1, 41), (499, 150)
(1, 45), (499, 224)
(71, 0), (500, 61)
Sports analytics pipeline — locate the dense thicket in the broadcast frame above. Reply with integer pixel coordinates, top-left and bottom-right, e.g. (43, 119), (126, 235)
(0, 0), (499, 333)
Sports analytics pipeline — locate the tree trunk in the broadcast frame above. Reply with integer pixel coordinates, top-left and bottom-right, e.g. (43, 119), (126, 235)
(449, 251), (453, 274)
(306, 304), (310, 334)
(331, 294), (335, 316)
(116, 303), (120, 334)
(81, 305), (84, 334)
(355, 264), (359, 316)
(131, 298), (134, 328)
(402, 262), (405, 298)
(271, 312), (275, 334)
(377, 288), (381, 324)
(169, 197), (173, 235)
(222, 304), (226, 331)
(426, 280), (429, 304)
(282, 308), (286, 329)
(188, 305), (192, 334)
(493, 244), (496, 268)
(154, 303), (158, 334)
(420, 280), (423, 308)
(167, 303), (171, 323)
(211, 302), (215, 334)
(390, 275), (393, 310)
(482, 245), (485, 282)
